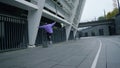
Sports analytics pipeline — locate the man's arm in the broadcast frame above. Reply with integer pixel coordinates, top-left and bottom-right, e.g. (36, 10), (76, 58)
(51, 22), (56, 26)
(38, 25), (45, 29)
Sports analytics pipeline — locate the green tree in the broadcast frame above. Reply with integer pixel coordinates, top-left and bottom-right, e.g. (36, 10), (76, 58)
(98, 16), (105, 20)
(106, 12), (113, 19)
(106, 8), (119, 19)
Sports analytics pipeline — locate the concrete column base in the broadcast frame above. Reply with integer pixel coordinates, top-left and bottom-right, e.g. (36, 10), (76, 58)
(28, 45), (36, 48)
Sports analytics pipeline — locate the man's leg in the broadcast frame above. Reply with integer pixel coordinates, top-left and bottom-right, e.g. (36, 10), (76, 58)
(49, 36), (52, 44)
(47, 33), (52, 44)
(48, 34), (53, 44)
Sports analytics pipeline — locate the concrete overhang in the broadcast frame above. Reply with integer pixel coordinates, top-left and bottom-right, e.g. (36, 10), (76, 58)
(78, 21), (113, 28)
(0, 0), (38, 10)
(42, 9), (71, 26)
(78, 19), (115, 30)
(42, 9), (80, 30)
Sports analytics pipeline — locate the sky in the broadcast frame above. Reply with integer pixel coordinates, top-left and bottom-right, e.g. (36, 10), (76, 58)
(80, 0), (116, 22)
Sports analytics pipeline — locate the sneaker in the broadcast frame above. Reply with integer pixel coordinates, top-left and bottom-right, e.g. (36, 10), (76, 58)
(49, 41), (52, 44)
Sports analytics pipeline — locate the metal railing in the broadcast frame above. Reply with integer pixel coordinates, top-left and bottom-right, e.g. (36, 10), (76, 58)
(0, 14), (28, 52)
(35, 27), (66, 46)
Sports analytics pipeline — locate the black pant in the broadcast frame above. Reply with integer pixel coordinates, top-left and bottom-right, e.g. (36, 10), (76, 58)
(47, 33), (52, 41)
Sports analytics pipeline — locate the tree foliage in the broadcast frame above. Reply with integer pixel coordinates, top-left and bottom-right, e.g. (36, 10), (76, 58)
(98, 16), (105, 21)
(106, 8), (119, 19)
(98, 8), (119, 20)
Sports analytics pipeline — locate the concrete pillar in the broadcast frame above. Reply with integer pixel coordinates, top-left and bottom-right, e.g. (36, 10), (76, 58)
(73, 0), (86, 39)
(65, 0), (79, 41)
(65, 25), (72, 41)
(28, 0), (45, 46)
(73, 30), (77, 38)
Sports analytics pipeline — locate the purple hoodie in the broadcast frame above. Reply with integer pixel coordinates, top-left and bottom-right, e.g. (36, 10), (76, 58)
(39, 22), (56, 33)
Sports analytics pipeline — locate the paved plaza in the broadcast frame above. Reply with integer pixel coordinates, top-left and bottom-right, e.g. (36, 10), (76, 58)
(0, 36), (120, 68)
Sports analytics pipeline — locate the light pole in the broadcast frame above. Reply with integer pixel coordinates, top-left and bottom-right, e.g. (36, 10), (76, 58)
(104, 10), (106, 19)
(117, 0), (120, 13)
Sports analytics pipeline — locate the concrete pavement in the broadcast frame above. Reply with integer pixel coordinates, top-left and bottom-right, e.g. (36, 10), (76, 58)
(0, 36), (120, 68)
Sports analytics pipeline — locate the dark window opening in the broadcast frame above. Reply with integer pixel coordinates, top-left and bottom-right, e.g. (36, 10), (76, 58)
(25, 0), (31, 2)
(91, 32), (95, 36)
(99, 29), (104, 35)
(0, 2), (28, 19)
(85, 32), (88, 37)
(109, 26), (116, 35)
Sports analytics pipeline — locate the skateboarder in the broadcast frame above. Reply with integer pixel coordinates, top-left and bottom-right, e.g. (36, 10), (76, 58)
(39, 22), (56, 44)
